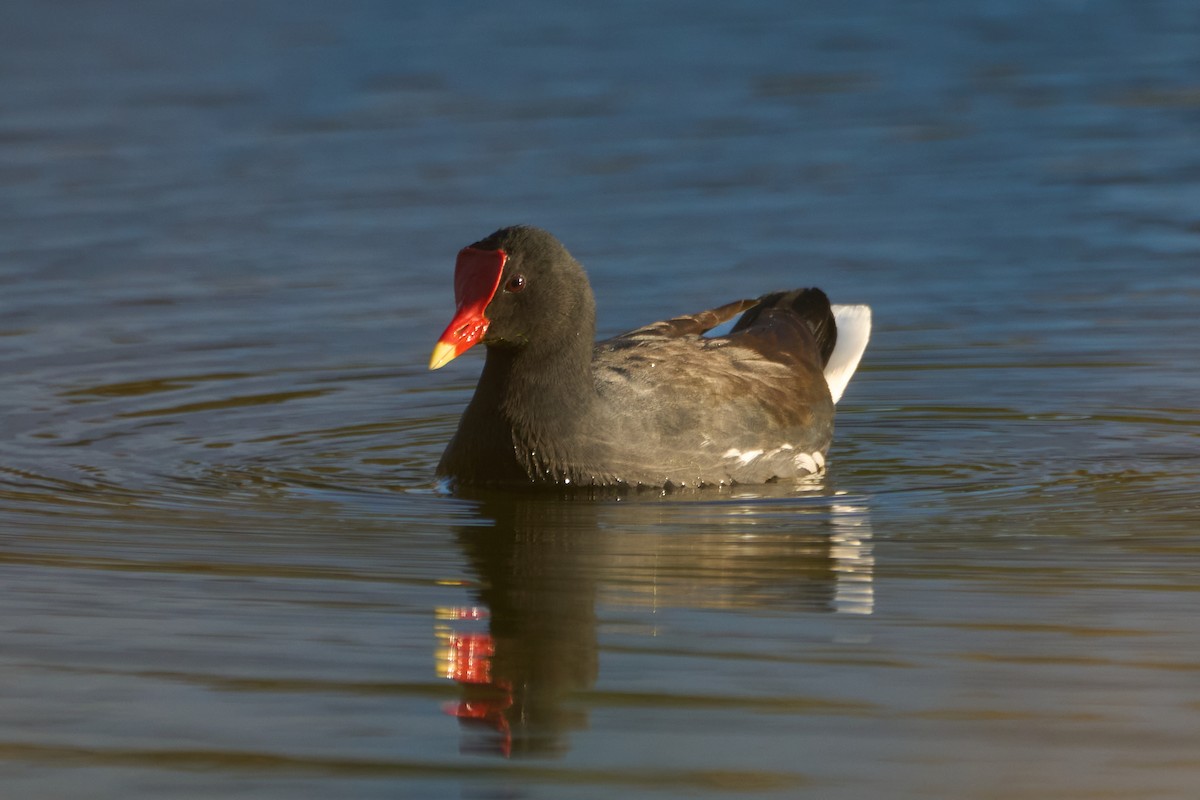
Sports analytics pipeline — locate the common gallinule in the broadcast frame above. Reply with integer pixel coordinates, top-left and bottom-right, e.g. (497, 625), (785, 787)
(430, 226), (870, 488)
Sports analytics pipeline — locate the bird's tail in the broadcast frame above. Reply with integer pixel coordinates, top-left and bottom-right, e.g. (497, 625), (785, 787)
(732, 288), (838, 364)
(825, 305), (871, 404)
(730, 289), (868, 403)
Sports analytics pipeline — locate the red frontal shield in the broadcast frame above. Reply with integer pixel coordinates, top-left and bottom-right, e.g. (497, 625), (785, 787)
(429, 247), (507, 369)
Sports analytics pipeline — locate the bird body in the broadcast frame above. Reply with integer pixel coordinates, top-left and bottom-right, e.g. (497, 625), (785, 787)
(430, 226), (870, 489)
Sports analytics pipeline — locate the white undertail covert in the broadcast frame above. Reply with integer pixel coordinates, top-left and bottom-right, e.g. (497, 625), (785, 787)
(825, 305), (872, 404)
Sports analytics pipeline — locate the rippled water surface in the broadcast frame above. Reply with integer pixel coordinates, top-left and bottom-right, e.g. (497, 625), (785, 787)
(3, 1), (1200, 797)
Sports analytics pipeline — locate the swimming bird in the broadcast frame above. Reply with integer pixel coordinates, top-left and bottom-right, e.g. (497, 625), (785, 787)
(429, 226), (870, 488)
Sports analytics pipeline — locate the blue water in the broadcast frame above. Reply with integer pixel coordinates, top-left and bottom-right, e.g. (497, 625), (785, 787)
(2, 1), (1199, 798)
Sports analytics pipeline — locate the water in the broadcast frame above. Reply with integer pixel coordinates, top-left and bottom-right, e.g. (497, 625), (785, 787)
(3, 0), (1199, 797)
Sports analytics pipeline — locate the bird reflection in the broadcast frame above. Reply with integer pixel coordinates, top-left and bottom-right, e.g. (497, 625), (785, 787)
(436, 488), (873, 758)
(437, 492), (602, 758)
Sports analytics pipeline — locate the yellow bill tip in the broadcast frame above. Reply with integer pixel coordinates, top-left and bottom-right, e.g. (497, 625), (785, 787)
(429, 341), (458, 370)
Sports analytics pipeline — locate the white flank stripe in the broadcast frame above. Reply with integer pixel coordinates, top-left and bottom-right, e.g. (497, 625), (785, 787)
(794, 452), (818, 473)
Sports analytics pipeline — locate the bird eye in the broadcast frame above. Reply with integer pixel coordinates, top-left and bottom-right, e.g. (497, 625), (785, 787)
(505, 274), (527, 293)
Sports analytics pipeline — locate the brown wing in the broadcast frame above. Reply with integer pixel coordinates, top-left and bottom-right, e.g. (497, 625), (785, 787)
(605, 298), (760, 344)
(588, 291), (836, 485)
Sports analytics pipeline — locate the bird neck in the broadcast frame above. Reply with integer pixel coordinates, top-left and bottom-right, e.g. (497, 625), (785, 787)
(473, 328), (597, 479)
(486, 328), (595, 422)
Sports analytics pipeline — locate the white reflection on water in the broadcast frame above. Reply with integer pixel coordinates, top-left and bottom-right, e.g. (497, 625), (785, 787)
(830, 498), (874, 616)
